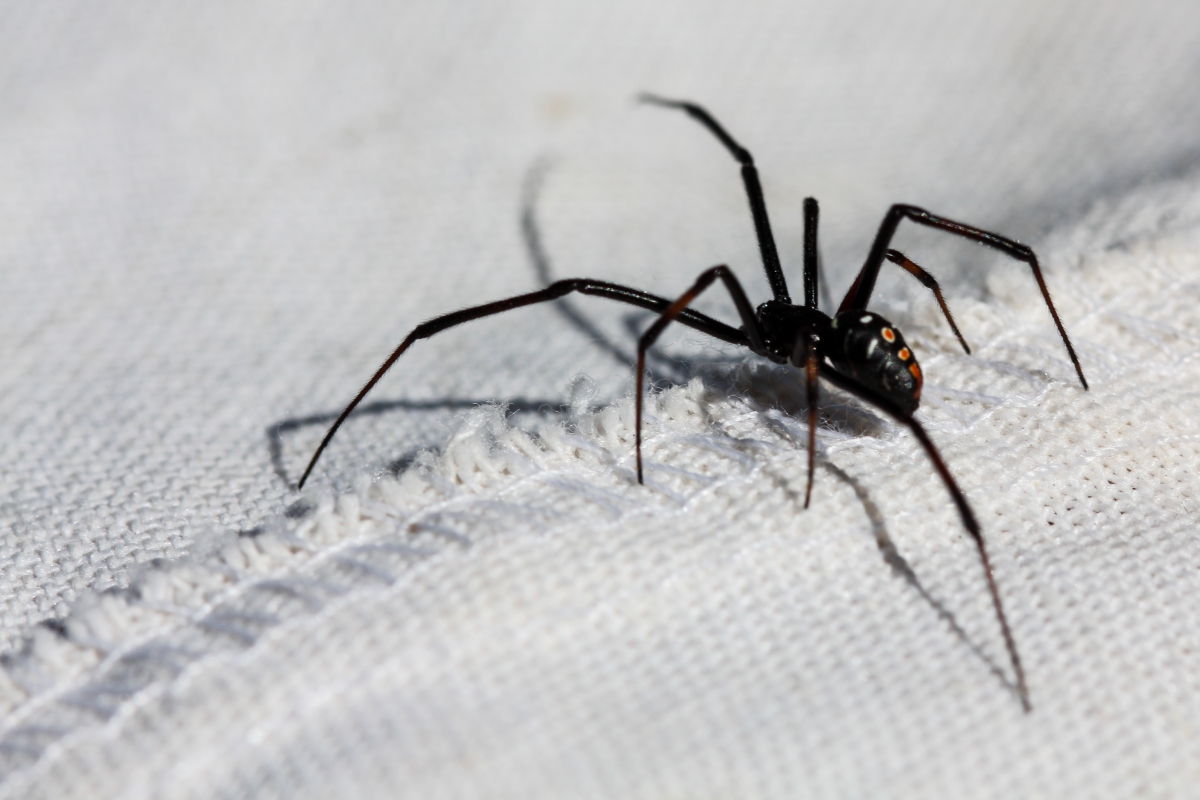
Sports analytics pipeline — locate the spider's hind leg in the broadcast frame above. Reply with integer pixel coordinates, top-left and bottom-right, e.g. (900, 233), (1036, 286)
(818, 364), (1031, 712)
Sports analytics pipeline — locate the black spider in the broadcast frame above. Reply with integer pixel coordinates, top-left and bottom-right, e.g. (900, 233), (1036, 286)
(297, 94), (1088, 711)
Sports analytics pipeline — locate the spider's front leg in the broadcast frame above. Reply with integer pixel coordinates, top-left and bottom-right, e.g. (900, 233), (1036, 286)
(639, 94), (793, 305)
(298, 279), (749, 490)
(634, 265), (766, 484)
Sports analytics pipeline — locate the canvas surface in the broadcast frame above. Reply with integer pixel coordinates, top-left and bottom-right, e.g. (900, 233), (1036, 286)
(1, 1), (1199, 797)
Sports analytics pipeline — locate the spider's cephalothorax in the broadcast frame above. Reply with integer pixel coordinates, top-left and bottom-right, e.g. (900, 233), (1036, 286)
(297, 94), (1090, 713)
(753, 298), (828, 364)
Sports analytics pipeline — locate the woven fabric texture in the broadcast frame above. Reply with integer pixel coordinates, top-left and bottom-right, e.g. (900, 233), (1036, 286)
(1, 1), (1199, 797)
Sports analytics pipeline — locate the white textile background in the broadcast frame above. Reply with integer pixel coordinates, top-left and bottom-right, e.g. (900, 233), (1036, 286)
(1, 1), (1200, 797)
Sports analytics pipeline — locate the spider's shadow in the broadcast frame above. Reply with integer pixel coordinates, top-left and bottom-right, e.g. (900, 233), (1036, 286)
(819, 460), (1023, 706)
(520, 155), (710, 386)
(267, 396), (576, 489)
(751, 406), (1022, 705)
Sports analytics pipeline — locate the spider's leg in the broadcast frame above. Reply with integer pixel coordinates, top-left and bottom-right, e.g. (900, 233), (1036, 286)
(639, 94), (792, 304)
(299, 279), (749, 490)
(835, 225), (969, 349)
(803, 333), (819, 508)
(818, 364), (1031, 712)
(801, 198), (832, 502)
(803, 197), (820, 310)
(635, 265), (766, 484)
(840, 204), (1086, 389)
(876, 249), (972, 354)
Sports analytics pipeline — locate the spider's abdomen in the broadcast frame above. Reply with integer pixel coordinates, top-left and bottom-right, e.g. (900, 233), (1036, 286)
(825, 311), (922, 415)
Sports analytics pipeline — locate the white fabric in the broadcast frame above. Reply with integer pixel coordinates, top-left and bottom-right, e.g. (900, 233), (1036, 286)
(1, 1), (1200, 797)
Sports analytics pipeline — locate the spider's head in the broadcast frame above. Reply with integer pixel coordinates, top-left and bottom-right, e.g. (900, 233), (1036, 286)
(825, 311), (922, 416)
